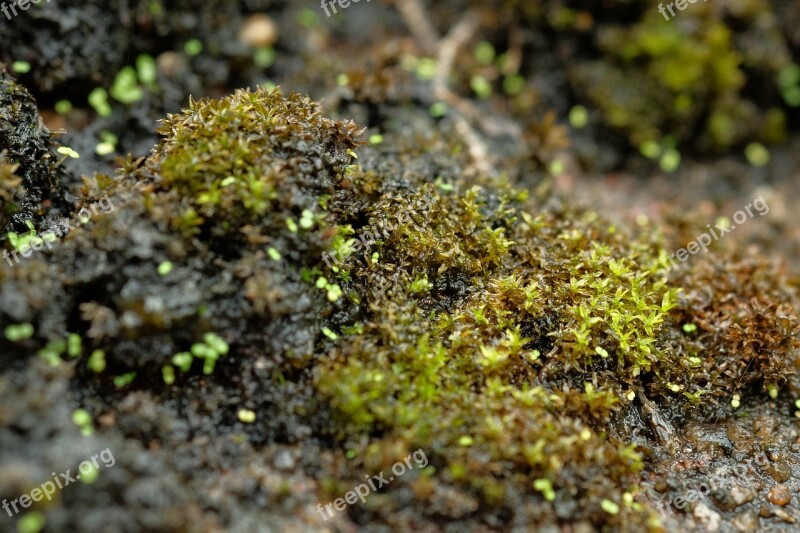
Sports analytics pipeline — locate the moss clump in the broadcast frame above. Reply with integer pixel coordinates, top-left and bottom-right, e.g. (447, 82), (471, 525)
(151, 89), (363, 246)
(447, 1), (796, 163)
(309, 132), (797, 528)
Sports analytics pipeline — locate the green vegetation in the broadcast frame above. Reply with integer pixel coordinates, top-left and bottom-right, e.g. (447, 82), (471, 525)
(72, 408), (93, 436)
(3, 88), (796, 531)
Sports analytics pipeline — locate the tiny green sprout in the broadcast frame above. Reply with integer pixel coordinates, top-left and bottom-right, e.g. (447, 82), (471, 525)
(533, 478), (556, 502)
(595, 346), (609, 358)
(768, 384), (778, 399)
(95, 142), (115, 156)
(67, 333), (82, 357)
(184, 38), (203, 56)
(322, 327), (338, 341)
(795, 399), (800, 410)
(779, 64), (800, 106)
(16, 511), (45, 533)
(470, 75), (492, 99)
(202, 355), (218, 375)
(346, 148), (358, 160)
(569, 105), (589, 129)
(429, 102), (448, 118)
(55, 99), (73, 115)
(285, 217), (298, 233)
(220, 176), (236, 187)
(45, 341), (67, 357)
(371, 252), (379, 264)
(11, 61), (31, 74)
(4, 323), (34, 342)
(682, 323), (697, 333)
(336, 73), (349, 87)
(191, 342), (214, 359)
(731, 393), (741, 409)
(527, 350), (540, 362)
(260, 80), (278, 91)
(79, 463), (99, 484)
(267, 247), (281, 261)
(135, 54), (158, 86)
(254, 46), (276, 68)
(316, 276), (328, 289)
(434, 176), (454, 191)
(88, 87), (112, 117)
(668, 383), (681, 393)
(458, 435), (474, 447)
(113, 371), (137, 389)
(203, 333), (229, 355)
(503, 74), (525, 95)
(299, 209), (315, 229)
(415, 57), (437, 80)
(100, 130), (118, 147)
(474, 41), (496, 65)
(148, 0), (162, 15)
(110, 66), (144, 104)
(626, 390), (636, 401)
(237, 408), (256, 423)
(297, 8), (319, 28)
(172, 352), (193, 372)
(369, 133), (384, 145)
(601, 499), (620, 515)
(410, 274), (432, 294)
(745, 142), (770, 167)
(162, 365), (175, 385)
(157, 261), (173, 276)
(56, 146), (80, 159)
(87, 349), (106, 373)
(72, 409), (93, 436)
(659, 148), (681, 172)
(549, 159), (565, 176)
(639, 140), (661, 159)
(38, 343), (62, 367)
(346, 449), (357, 459)
(326, 284), (343, 302)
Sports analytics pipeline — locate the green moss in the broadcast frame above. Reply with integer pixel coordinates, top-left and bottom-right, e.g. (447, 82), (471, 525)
(307, 118), (796, 527)
(151, 88), (362, 243)
(571, 5), (792, 151)
(18, 88), (797, 531)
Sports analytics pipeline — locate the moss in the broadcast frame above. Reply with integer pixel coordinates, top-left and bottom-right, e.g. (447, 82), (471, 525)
(3, 88), (797, 530)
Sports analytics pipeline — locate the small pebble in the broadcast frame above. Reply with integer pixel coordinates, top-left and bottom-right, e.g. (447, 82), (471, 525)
(768, 484), (791, 506)
(239, 14), (278, 47)
(237, 409), (256, 423)
(157, 51), (186, 78)
(274, 450), (295, 471)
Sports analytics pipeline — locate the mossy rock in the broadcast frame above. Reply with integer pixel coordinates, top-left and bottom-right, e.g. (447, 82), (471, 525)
(2, 88), (798, 530)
